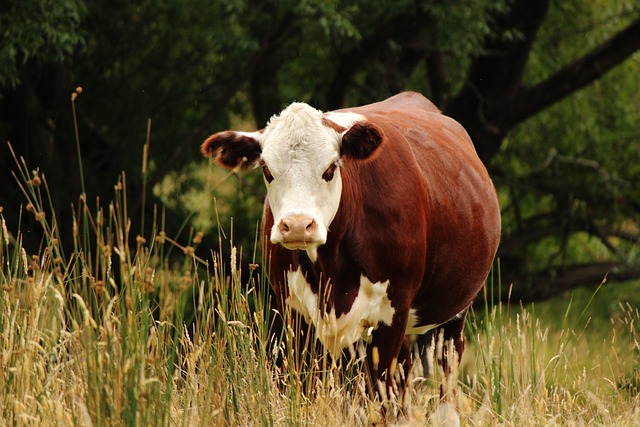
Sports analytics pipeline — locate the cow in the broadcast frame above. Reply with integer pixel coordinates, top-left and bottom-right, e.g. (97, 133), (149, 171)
(201, 91), (501, 419)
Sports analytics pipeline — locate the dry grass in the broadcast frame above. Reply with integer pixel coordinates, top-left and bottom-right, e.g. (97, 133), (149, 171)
(1, 154), (639, 426)
(460, 298), (640, 426)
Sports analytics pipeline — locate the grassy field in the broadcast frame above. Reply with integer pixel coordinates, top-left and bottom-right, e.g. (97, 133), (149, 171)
(1, 155), (639, 426)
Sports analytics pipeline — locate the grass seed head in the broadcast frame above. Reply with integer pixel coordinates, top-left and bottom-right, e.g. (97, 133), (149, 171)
(193, 231), (204, 244)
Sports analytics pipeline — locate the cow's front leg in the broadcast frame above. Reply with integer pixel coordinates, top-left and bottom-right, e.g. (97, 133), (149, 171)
(367, 310), (411, 410)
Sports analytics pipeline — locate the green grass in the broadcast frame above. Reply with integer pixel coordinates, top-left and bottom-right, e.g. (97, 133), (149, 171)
(1, 149), (639, 425)
(460, 277), (640, 426)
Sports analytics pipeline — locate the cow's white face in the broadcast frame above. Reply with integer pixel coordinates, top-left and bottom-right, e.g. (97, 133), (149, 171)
(259, 104), (345, 260)
(201, 102), (383, 261)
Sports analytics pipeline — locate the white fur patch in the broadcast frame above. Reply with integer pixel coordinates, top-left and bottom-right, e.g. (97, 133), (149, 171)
(322, 111), (367, 130)
(285, 269), (395, 355)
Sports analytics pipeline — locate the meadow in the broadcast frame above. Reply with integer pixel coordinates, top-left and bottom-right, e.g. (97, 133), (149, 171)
(1, 148), (639, 426)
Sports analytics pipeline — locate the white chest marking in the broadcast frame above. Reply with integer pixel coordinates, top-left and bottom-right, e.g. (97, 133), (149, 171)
(285, 269), (395, 355)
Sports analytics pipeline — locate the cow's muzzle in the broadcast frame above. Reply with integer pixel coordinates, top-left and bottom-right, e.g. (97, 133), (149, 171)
(274, 214), (322, 249)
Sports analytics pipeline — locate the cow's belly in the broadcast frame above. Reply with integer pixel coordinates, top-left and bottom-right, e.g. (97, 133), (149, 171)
(286, 268), (395, 355)
(406, 308), (440, 335)
(405, 306), (467, 336)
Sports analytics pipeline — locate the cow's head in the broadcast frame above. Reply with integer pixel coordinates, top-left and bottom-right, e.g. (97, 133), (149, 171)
(201, 102), (383, 261)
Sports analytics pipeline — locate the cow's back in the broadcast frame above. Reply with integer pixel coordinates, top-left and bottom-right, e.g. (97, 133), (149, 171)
(340, 91), (441, 116)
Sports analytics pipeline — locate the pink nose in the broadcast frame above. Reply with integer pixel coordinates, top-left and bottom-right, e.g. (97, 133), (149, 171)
(278, 215), (318, 244)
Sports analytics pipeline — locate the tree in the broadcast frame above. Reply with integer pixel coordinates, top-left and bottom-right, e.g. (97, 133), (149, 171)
(1, 0), (639, 300)
(1, 0), (261, 250)
(444, 1), (640, 299)
(0, 0), (85, 246)
(243, 0), (640, 299)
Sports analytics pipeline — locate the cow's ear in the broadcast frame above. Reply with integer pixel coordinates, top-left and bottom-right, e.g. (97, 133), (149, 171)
(201, 131), (262, 170)
(340, 122), (383, 160)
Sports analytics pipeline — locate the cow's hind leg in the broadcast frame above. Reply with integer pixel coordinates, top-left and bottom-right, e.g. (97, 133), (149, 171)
(439, 309), (466, 382)
(431, 309), (468, 427)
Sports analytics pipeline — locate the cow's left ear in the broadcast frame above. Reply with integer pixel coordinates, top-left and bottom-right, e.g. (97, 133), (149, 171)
(201, 131), (262, 170)
(340, 122), (383, 160)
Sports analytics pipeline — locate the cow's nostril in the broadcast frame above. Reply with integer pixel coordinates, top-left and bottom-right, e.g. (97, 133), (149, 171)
(306, 219), (316, 232)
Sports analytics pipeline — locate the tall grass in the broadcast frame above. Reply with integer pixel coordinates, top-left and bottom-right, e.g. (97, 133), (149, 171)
(1, 152), (639, 425)
(461, 280), (640, 426)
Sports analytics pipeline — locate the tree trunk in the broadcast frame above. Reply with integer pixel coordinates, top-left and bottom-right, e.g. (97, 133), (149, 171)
(444, 0), (551, 163)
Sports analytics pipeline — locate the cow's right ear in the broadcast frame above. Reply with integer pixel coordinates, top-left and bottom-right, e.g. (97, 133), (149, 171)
(201, 131), (262, 170)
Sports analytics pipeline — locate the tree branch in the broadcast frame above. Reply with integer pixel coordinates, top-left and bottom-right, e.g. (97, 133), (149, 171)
(507, 16), (640, 127)
(499, 262), (640, 304)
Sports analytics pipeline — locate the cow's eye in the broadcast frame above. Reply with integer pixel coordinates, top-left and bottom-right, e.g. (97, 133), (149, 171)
(322, 162), (338, 182)
(261, 163), (274, 183)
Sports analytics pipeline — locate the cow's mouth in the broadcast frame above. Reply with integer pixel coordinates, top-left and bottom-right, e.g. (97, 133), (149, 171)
(280, 241), (314, 250)
(279, 240), (322, 262)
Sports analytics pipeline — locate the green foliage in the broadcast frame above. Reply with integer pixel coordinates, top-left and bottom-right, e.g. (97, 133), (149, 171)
(76, 0), (255, 162)
(0, 0), (86, 88)
(525, 0), (638, 80)
(494, 0), (640, 275)
(154, 161), (264, 253)
(420, 1), (511, 59)
(1, 0), (639, 286)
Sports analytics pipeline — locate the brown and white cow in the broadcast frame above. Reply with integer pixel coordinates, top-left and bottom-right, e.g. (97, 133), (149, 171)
(202, 91), (500, 415)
